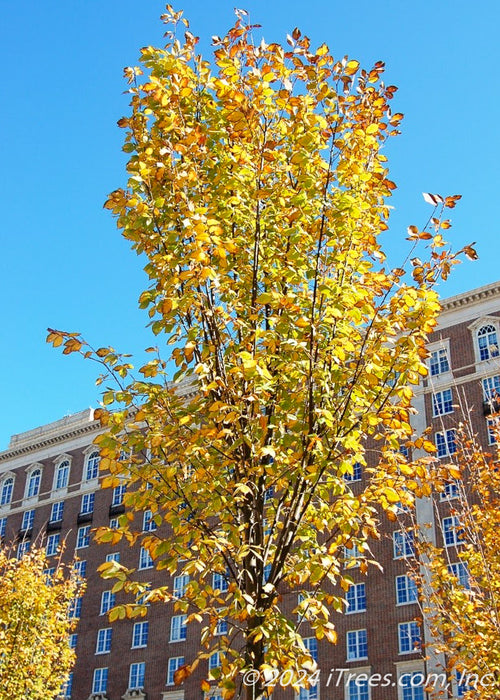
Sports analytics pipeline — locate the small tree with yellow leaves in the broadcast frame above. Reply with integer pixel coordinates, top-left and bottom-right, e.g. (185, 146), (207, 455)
(0, 546), (80, 700)
(48, 7), (475, 699)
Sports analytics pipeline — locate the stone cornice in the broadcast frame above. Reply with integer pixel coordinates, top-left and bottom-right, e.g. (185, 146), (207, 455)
(0, 420), (100, 462)
(440, 281), (500, 312)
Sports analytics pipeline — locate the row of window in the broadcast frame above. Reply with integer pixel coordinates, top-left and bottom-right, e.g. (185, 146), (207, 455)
(62, 666), (468, 700)
(0, 451), (101, 508)
(429, 323), (499, 379)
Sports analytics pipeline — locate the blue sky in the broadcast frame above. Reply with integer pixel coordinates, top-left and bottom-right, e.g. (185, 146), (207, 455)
(1, 0), (498, 448)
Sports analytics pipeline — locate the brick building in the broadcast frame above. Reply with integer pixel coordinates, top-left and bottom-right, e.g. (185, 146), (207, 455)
(1, 280), (499, 700)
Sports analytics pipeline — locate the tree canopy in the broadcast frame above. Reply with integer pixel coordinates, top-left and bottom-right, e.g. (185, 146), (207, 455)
(47, 7), (473, 699)
(0, 546), (79, 700)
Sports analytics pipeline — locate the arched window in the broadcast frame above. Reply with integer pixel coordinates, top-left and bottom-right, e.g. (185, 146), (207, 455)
(26, 468), (41, 499)
(85, 451), (100, 481)
(477, 324), (499, 361)
(0, 477), (14, 506)
(55, 460), (70, 490)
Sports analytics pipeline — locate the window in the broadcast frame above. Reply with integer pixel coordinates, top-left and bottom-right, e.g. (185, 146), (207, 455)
(92, 668), (108, 694)
(50, 501), (64, 522)
(448, 562), (470, 589)
(96, 628), (112, 654)
(456, 670), (475, 698)
(69, 596), (82, 619)
(429, 348), (450, 376)
(80, 493), (95, 515)
(432, 388), (453, 417)
(303, 636), (318, 662)
(21, 509), (35, 531)
(61, 672), (73, 698)
(143, 509), (157, 532)
(44, 566), (55, 581)
(173, 574), (189, 598)
(396, 575), (418, 605)
(0, 517), (6, 538)
(443, 516), (462, 547)
(85, 451), (100, 481)
(477, 324), (499, 361)
(345, 462), (362, 482)
(129, 661), (146, 690)
(393, 530), (415, 559)
(298, 638), (319, 700)
(488, 417), (499, 445)
(1, 477), (14, 506)
(100, 590), (116, 615)
(347, 678), (369, 700)
(441, 480), (459, 500)
(482, 375), (500, 402)
(400, 672), (424, 700)
(54, 460), (70, 490)
(17, 540), (30, 558)
(167, 656), (185, 685)
(76, 525), (91, 549)
(109, 517), (119, 529)
(398, 621), (421, 654)
(170, 614), (187, 642)
(26, 468), (41, 498)
(216, 615), (228, 636)
(435, 429), (456, 458)
(213, 571), (229, 593)
(139, 546), (154, 570)
(46, 533), (60, 556)
(111, 483), (126, 506)
(346, 583), (366, 613)
(74, 560), (87, 579)
(69, 633), (78, 649)
(344, 544), (362, 568)
(132, 621), (149, 648)
(106, 552), (120, 563)
(346, 629), (368, 660)
(209, 651), (221, 670)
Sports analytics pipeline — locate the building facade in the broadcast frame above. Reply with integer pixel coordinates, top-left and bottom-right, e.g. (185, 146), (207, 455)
(1, 281), (499, 700)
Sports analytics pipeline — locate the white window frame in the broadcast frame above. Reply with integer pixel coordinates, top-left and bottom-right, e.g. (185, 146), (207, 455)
(143, 509), (157, 532)
(432, 388), (453, 417)
(21, 509), (35, 531)
(92, 667), (108, 694)
(76, 525), (91, 549)
(170, 614), (187, 642)
(393, 530), (415, 559)
(427, 343), (451, 377)
(100, 590), (116, 616)
(80, 492), (95, 515)
(398, 621), (421, 655)
(345, 583), (366, 614)
(132, 621), (149, 649)
(167, 656), (185, 685)
(50, 500), (64, 522)
(346, 629), (368, 661)
(25, 465), (42, 500)
(129, 661), (146, 690)
(448, 561), (470, 589)
(442, 516), (462, 547)
(395, 575), (418, 605)
(96, 627), (112, 654)
(0, 474), (15, 507)
(53, 456), (71, 492)
(435, 429), (456, 458)
(84, 449), (100, 482)
(469, 317), (500, 363)
(139, 546), (154, 570)
(46, 533), (60, 556)
(173, 574), (189, 598)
